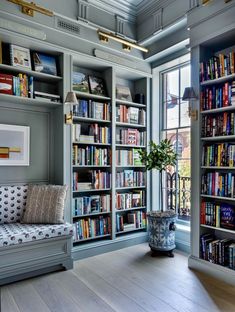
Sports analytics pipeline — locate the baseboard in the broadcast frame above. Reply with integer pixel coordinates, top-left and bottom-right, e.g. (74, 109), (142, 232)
(72, 232), (148, 260)
(188, 255), (235, 286)
(175, 238), (190, 254)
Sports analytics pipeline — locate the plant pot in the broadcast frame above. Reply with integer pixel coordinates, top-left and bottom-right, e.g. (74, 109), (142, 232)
(147, 210), (176, 256)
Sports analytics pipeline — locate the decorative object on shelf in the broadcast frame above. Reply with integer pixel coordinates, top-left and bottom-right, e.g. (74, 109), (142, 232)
(182, 87), (198, 121)
(97, 29), (148, 53)
(88, 76), (107, 96)
(73, 72), (89, 93)
(0, 124), (30, 166)
(116, 84), (132, 102)
(64, 91), (78, 124)
(10, 44), (31, 70)
(7, 0), (54, 17)
(32, 52), (57, 76)
(139, 139), (177, 257)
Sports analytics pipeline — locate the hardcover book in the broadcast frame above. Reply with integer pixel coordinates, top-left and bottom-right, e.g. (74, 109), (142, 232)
(220, 205), (235, 230)
(0, 74), (13, 95)
(124, 170), (134, 187)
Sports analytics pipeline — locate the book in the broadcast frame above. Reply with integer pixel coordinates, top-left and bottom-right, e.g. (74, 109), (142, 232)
(88, 76), (106, 96)
(32, 52), (57, 76)
(124, 170), (134, 187)
(220, 205), (235, 230)
(0, 74), (13, 95)
(73, 72), (89, 93)
(129, 107), (139, 124)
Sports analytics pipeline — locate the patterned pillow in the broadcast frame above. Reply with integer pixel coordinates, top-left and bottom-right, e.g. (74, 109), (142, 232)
(21, 185), (68, 224)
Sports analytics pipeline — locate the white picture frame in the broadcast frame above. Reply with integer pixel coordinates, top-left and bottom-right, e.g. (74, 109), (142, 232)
(0, 124), (30, 166)
(10, 44), (31, 70)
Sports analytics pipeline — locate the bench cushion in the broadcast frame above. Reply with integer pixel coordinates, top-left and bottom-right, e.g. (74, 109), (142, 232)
(0, 223), (73, 247)
(0, 185), (28, 224)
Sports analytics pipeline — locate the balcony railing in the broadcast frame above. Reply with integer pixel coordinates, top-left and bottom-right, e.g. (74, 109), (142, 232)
(165, 172), (191, 221)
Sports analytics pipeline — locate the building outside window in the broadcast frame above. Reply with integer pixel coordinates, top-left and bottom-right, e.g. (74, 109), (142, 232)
(161, 63), (191, 223)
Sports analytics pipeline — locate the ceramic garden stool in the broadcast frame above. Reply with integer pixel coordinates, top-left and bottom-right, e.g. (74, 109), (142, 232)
(147, 210), (177, 257)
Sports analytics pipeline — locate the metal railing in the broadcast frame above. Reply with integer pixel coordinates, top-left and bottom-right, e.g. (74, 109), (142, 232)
(165, 172), (191, 221)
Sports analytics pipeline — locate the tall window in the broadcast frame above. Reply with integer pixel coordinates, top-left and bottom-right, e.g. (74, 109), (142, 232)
(161, 63), (191, 222)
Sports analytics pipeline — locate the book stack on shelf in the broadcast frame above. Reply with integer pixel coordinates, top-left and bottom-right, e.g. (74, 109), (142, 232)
(73, 100), (111, 121)
(72, 123), (111, 144)
(73, 146), (110, 166)
(116, 211), (146, 233)
(116, 148), (142, 166)
(116, 170), (145, 188)
(116, 190), (145, 210)
(116, 128), (146, 146)
(73, 194), (111, 216)
(73, 170), (111, 191)
(200, 47), (235, 272)
(116, 104), (146, 125)
(0, 42), (62, 106)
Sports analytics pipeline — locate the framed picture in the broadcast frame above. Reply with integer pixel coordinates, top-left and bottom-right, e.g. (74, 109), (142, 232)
(32, 52), (57, 76)
(73, 72), (89, 93)
(116, 84), (132, 102)
(10, 44), (31, 70)
(0, 124), (30, 166)
(88, 76), (106, 96)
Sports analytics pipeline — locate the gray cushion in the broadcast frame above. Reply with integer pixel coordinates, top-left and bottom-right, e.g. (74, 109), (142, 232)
(0, 222), (73, 247)
(21, 185), (68, 224)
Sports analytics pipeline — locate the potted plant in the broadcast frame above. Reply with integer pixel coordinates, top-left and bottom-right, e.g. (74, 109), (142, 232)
(138, 139), (177, 257)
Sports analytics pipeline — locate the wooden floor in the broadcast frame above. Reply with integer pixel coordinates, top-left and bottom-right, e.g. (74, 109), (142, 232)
(1, 243), (235, 312)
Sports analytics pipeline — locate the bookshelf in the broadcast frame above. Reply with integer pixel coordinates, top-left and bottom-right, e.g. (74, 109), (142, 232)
(70, 57), (150, 247)
(198, 42), (235, 273)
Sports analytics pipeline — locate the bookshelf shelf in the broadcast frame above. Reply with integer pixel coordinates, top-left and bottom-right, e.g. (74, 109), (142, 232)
(73, 142), (111, 147)
(200, 73), (235, 86)
(115, 186), (146, 191)
(200, 224), (235, 234)
(201, 106), (235, 114)
(0, 63), (62, 82)
(201, 166), (235, 170)
(116, 99), (146, 108)
(201, 194), (235, 201)
(73, 211), (111, 218)
(73, 234), (111, 243)
(115, 144), (146, 148)
(201, 135), (235, 142)
(73, 188), (111, 193)
(74, 91), (111, 101)
(116, 122), (146, 129)
(116, 206), (146, 212)
(116, 227), (146, 235)
(116, 165), (145, 168)
(73, 116), (111, 124)
(73, 165), (111, 168)
(0, 93), (61, 108)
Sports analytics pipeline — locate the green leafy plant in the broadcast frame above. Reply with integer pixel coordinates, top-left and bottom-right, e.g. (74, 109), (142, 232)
(139, 139), (177, 211)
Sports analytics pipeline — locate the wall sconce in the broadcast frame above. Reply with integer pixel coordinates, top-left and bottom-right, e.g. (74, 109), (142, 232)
(7, 0), (53, 17)
(182, 87), (198, 121)
(64, 92), (78, 124)
(97, 29), (148, 53)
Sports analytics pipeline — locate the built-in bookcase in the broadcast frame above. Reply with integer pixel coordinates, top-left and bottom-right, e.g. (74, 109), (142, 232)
(199, 43), (235, 271)
(71, 58), (150, 247)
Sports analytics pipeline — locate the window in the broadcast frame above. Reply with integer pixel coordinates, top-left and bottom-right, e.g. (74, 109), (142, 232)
(161, 63), (191, 222)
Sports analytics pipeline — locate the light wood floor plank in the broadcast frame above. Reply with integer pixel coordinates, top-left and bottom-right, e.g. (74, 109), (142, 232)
(4, 281), (51, 312)
(1, 287), (20, 312)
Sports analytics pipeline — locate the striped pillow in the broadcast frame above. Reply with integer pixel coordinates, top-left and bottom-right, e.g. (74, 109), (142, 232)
(21, 185), (68, 224)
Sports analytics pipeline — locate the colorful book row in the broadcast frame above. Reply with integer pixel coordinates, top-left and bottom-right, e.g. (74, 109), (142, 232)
(201, 233), (235, 269)
(116, 170), (145, 188)
(201, 112), (235, 137)
(200, 51), (235, 82)
(72, 124), (111, 144)
(0, 73), (33, 98)
(202, 143), (235, 167)
(116, 211), (146, 232)
(73, 216), (111, 241)
(72, 146), (110, 166)
(201, 202), (235, 230)
(200, 81), (235, 110)
(116, 190), (146, 210)
(116, 104), (145, 125)
(73, 194), (111, 216)
(73, 171), (111, 191)
(73, 100), (111, 121)
(116, 149), (142, 166)
(116, 128), (146, 146)
(201, 172), (235, 198)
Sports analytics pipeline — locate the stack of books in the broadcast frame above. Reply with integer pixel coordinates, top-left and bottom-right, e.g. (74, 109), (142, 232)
(201, 112), (235, 137)
(201, 172), (235, 197)
(202, 143), (235, 167)
(116, 105), (145, 125)
(116, 190), (145, 210)
(73, 194), (111, 216)
(116, 170), (145, 188)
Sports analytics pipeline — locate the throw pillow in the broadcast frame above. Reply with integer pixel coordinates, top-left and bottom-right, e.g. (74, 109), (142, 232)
(21, 184), (68, 224)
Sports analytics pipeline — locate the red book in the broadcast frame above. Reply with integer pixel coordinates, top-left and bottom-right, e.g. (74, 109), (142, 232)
(224, 82), (229, 106)
(0, 73), (13, 95)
